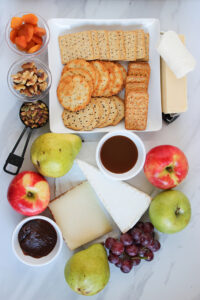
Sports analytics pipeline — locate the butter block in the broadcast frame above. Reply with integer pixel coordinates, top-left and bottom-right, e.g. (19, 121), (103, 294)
(161, 35), (187, 114)
(49, 181), (112, 250)
(77, 160), (151, 233)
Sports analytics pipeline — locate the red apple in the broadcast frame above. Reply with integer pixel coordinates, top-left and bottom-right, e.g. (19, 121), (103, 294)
(7, 171), (50, 216)
(144, 145), (188, 189)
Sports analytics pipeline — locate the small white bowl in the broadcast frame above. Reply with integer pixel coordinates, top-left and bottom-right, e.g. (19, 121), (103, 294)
(12, 216), (63, 267)
(96, 131), (146, 181)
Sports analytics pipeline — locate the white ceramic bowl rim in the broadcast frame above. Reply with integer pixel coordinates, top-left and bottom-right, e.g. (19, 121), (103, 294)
(96, 130), (146, 181)
(12, 215), (63, 267)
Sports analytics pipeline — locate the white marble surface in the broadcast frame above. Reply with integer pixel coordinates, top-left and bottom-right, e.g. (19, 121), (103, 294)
(0, 0), (200, 299)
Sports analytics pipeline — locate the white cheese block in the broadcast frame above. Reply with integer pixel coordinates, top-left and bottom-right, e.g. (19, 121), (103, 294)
(157, 31), (196, 78)
(49, 181), (112, 250)
(161, 35), (187, 114)
(76, 159), (151, 233)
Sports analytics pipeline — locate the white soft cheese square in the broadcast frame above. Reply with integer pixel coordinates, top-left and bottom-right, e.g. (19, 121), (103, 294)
(77, 160), (151, 233)
(49, 181), (112, 250)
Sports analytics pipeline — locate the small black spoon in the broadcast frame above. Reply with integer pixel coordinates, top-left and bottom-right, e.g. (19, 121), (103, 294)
(3, 100), (49, 175)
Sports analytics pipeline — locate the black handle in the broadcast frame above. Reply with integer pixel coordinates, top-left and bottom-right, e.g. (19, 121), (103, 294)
(3, 127), (33, 175)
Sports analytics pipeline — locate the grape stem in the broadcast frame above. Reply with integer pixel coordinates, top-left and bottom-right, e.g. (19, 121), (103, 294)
(130, 256), (146, 260)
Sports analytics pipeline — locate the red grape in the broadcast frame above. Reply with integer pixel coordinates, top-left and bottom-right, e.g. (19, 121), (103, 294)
(138, 246), (148, 257)
(108, 253), (120, 264)
(125, 244), (139, 256)
(132, 258), (141, 266)
(130, 227), (142, 242)
(115, 258), (123, 268)
(111, 241), (124, 256)
(120, 259), (133, 273)
(105, 237), (116, 250)
(140, 233), (153, 247)
(148, 240), (161, 252)
(120, 233), (133, 246)
(143, 222), (154, 233)
(144, 249), (154, 261)
(135, 221), (144, 230)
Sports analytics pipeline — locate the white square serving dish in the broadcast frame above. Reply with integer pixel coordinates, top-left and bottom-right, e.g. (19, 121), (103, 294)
(48, 18), (162, 133)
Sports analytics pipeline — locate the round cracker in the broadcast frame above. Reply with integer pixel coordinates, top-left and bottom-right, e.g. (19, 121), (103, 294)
(111, 96), (125, 126)
(64, 59), (96, 86)
(91, 61), (109, 97)
(115, 63), (127, 87)
(57, 75), (91, 111)
(95, 97), (111, 127)
(90, 98), (103, 127)
(109, 63), (123, 95)
(62, 103), (95, 131)
(101, 61), (116, 97)
(61, 68), (93, 93)
(98, 97), (118, 128)
(90, 61), (100, 92)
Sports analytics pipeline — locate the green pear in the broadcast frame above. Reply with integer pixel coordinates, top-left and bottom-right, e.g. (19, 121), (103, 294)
(31, 133), (82, 178)
(64, 244), (110, 296)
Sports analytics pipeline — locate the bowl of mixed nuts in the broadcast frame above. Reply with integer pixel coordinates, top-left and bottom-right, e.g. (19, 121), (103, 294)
(7, 57), (52, 101)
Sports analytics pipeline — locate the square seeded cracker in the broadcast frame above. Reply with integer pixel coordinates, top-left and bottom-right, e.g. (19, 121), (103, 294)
(58, 31), (94, 64)
(125, 91), (149, 130)
(123, 31), (137, 61)
(97, 30), (110, 60)
(137, 33), (149, 62)
(90, 30), (100, 60)
(107, 31), (121, 60)
(117, 30), (126, 60)
(136, 30), (146, 60)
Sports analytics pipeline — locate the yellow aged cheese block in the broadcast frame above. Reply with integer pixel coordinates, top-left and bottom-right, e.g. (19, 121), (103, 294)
(161, 35), (187, 114)
(49, 181), (112, 250)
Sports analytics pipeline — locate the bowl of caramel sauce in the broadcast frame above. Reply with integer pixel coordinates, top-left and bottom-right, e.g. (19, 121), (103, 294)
(96, 131), (146, 181)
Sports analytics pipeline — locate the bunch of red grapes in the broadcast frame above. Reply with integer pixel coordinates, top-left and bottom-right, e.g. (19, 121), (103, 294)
(105, 221), (161, 273)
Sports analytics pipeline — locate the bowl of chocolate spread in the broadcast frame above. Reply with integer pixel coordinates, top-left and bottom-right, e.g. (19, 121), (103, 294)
(12, 216), (63, 266)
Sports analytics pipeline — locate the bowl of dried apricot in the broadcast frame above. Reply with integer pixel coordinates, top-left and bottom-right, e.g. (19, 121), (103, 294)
(7, 57), (52, 101)
(6, 12), (50, 56)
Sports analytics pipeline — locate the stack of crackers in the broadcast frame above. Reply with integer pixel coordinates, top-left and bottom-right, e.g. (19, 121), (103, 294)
(59, 30), (149, 64)
(57, 59), (125, 131)
(125, 62), (150, 130)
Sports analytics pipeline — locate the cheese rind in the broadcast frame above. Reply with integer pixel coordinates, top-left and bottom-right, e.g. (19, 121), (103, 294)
(76, 160), (151, 233)
(161, 35), (187, 114)
(49, 181), (112, 250)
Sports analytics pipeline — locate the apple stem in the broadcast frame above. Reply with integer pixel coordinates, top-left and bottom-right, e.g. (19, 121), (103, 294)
(175, 207), (181, 216)
(27, 191), (34, 198)
(166, 166), (173, 173)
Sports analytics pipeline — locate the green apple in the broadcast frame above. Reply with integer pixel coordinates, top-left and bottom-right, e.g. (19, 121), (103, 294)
(31, 133), (82, 178)
(149, 190), (191, 234)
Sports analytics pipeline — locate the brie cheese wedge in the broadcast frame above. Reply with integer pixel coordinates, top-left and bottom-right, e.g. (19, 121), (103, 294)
(76, 160), (151, 233)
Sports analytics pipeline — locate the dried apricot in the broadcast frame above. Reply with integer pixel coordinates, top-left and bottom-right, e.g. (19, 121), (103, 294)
(15, 36), (27, 49)
(10, 29), (18, 43)
(26, 40), (36, 51)
(17, 24), (27, 37)
(11, 17), (23, 29)
(32, 34), (43, 44)
(22, 14), (38, 25)
(17, 24), (34, 42)
(25, 24), (34, 42)
(27, 44), (41, 54)
(33, 26), (46, 37)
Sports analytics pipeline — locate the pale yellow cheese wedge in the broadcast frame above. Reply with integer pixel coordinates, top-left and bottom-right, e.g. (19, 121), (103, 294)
(49, 181), (112, 250)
